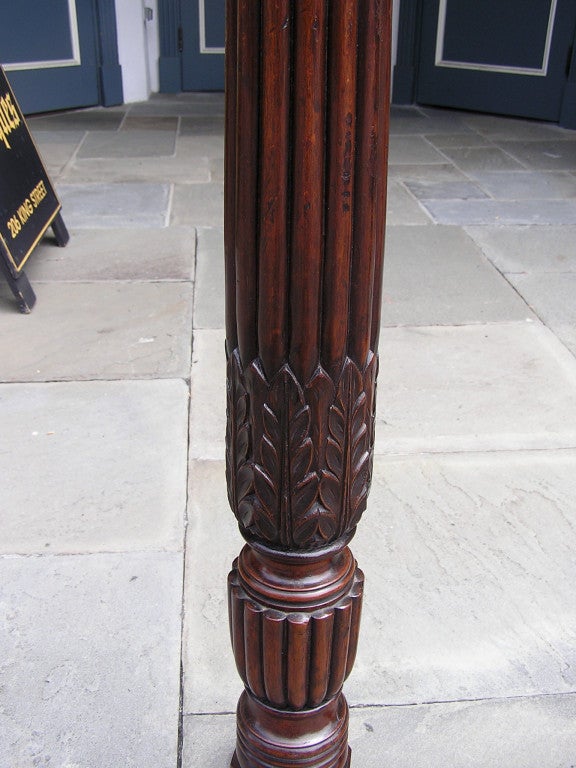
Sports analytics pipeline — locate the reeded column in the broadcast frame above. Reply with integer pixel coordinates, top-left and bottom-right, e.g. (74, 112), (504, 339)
(224, 2), (391, 766)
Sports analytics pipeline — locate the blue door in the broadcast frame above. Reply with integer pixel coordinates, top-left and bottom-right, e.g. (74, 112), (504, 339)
(1, 0), (100, 114)
(416, 0), (576, 125)
(181, 0), (225, 90)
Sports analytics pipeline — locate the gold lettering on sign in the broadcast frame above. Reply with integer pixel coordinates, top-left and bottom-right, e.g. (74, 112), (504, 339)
(6, 180), (49, 238)
(30, 179), (48, 207)
(0, 93), (21, 149)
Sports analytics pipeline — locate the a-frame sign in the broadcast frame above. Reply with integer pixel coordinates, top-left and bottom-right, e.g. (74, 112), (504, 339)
(0, 65), (69, 313)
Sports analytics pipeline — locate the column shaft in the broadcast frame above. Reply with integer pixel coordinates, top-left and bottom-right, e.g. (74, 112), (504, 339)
(225, 3), (392, 765)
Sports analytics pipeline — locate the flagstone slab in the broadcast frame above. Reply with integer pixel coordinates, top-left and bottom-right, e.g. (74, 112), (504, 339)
(421, 199), (576, 226)
(189, 324), (576, 460)
(130, 94), (225, 117)
(388, 107), (441, 136)
(0, 552), (182, 768)
(179, 116), (225, 136)
(471, 170), (576, 200)
(171, 183), (224, 227)
(386, 182), (432, 225)
(439, 146), (526, 172)
(381, 226), (534, 327)
(62, 155), (211, 183)
(352, 451), (576, 705)
(499, 140), (576, 171)
(465, 226), (576, 274)
(425, 132), (494, 149)
(192, 226), (532, 331)
(182, 460), (240, 714)
(122, 116), (179, 131)
(405, 180), (488, 200)
(181, 450), (576, 712)
(57, 182), (171, 228)
(8, 88), (576, 768)
(28, 109), (125, 132)
(348, 696), (576, 768)
(462, 113), (570, 142)
(388, 164), (468, 183)
(209, 157), (224, 182)
(389, 108), (471, 136)
(26, 226), (196, 282)
(176, 134), (224, 160)
(507, 273), (576, 355)
(0, 379), (188, 554)
(182, 695), (576, 768)
(190, 330), (226, 460)
(31, 130), (85, 177)
(389, 136), (446, 165)
(194, 227), (225, 329)
(182, 714), (235, 767)
(0, 282), (193, 381)
(78, 129), (176, 159)
(376, 323), (576, 454)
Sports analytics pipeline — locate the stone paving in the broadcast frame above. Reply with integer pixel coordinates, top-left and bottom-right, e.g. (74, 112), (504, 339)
(1, 93), (576, 766)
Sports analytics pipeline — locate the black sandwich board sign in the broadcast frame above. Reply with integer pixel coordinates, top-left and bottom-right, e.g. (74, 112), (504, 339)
(0, 64), (69, 313)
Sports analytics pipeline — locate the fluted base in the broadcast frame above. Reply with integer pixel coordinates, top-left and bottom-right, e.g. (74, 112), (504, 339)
(228, 539), (364, 709)
(227, 539), (361, 767)
(231, 692), (351, 768)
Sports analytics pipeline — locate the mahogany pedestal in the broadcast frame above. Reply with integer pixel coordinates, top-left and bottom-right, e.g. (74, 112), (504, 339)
(224, 2), (392, 765)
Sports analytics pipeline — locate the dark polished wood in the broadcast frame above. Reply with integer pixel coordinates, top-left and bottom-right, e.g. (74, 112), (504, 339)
(0, 258), (36, 313)
(51, 212), (70, 248)
(225, 2), (392, 765)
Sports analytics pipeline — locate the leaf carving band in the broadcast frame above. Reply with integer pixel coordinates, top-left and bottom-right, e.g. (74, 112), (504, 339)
(226, 348), (378, 550)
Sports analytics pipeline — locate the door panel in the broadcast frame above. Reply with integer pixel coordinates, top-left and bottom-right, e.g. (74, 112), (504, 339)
(440, 1), (554, 72)
(417, 0), (576, 122)
(1, 0), (99, 114)
(2, 3), (77, 64)
(181, 0), (225, 91)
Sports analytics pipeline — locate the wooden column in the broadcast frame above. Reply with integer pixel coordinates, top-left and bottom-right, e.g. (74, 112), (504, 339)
(224, 2), (391, 765)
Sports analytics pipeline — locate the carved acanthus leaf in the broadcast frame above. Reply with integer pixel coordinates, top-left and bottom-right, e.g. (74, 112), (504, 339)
(320, 358), (373, 535)
(226, 350), (255, 530)
(226, 352), (377, 548)
(252, 365), (320, 547)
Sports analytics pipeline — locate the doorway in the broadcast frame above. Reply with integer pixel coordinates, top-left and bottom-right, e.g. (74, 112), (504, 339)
(180, 0), (225, 91)
(1, 0), (121, 115)
(395, 0), (576, 127)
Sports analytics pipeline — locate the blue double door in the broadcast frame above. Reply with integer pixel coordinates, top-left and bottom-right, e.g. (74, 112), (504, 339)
(416, 0), (576, 126)
(186, 1), (575, 127)
(2, 0), (122, 115)
(181, 0), (225, 91)
(182, 1), (576, 128)
(1, 0), (100, 114)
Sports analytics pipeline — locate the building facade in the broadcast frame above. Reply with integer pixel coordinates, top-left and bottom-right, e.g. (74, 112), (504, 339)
(2, 1), (574, 128)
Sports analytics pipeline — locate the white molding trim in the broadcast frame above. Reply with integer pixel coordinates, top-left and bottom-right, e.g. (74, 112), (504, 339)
(3, 0), (81, 71)
(198, 0), (225, 55)
(435, 0), (558, 77)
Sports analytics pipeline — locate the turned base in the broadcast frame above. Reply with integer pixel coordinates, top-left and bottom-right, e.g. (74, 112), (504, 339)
(227, 539), (362, 767)
(231, 752), (351, 768)
(231, 691), (351, 768)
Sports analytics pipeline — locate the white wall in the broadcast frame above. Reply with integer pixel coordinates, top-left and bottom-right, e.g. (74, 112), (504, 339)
(115, 0), (159, 102)
(114, 1), (399, 103)
(144, 0), (160, 93)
